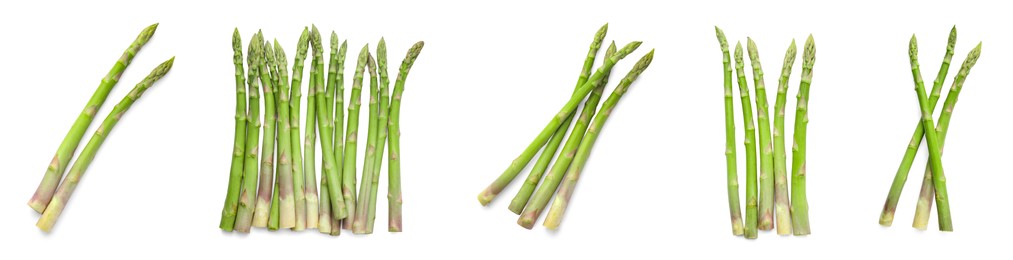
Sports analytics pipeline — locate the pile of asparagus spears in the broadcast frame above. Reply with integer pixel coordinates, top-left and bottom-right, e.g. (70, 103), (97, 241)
(219, 25), (423, 235)
(715, 27), (815, 239)
(476, 24), (655, 230)
(879, 27), (981, 232)
(27, 23), (175, 232)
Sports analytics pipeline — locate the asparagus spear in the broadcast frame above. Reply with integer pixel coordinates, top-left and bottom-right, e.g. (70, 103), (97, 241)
(265, 41), (282, 231)
(289, 28), (311, 230)
(306, 58), (326, 234)
(791, 35), (815, 235)
(310, 27), (349, 226)
(880, 27), (957, 226)
(746, 38), (775, 231)
(509, 24), (608, 214)
(388, 41), (424, 232)
(772, 40), (797, 235)
(353, 53), (380, 234)
(477, 41), (642, 206)
(913, 43), (979, 229)
(715, 27), (743, 236)
(907, 35), (954, 231)
(332, 39), (350, 233)
(320, 31), (341, 234)
(342, 44), (370, 229)
(28, 23), (159, 213)
(517, 42), (617, 229)
(37, 57), (175, 232)
(269, 40), (297, 229)
(365, 39), (391, 233)
(234, 32), (263, 233)
(543, 50), (655, 229)
(733, 42), (759, 239)
(252, 33), (278, 228)
(220, 28), (248, 232)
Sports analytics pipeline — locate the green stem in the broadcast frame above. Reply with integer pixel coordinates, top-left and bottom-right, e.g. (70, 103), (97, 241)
(353, 52), (379, 234)
(543, 50), (655, 230)
(880, 26), (956, 226)
(288, 28), (310, 230)
(29, 23), (159, 214)
(388, 41), (424, 232)
(715, 27), (743, 236)
(772, 40), (797, 235)
(517, 42), (617, 229)
(477, 41), (642, 206)
(365, 39), (391, 233)
(342, 44), (370, 230)
(270, 39), (296, 229)
(509, 24), (607, 214)
(790, 35), (815, 236)
(252, 32), (277, 228)
(235, 33), (262, 233)
(37, 57), (174, 232)
(309, 26), (348, 228)
(747, 38), (775, 231)
(220, 28), (247, 232)
(734, 42), (758, 239)
(332, 39), (349, 234)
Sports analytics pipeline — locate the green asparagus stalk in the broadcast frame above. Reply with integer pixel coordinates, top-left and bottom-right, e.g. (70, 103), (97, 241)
(252, 33), (278, 228)
(305, 58), (326, 234)
(265, 40), (282, 231)
(234, 32), (262, 233)
(746, 38), (775, 231)
(907, 35), (954, 231)
(477, 41), (642, 206)
(37, 57), (175, 232)
(365, 39), (391, 233)
(388, 41), (424, 232)
(289, 28), (311, 230)
(353, 53), (380, 234)
(790, 35), (815, 235)
(880, 27), (956, 226)
(310, 27), (349, 226)
(332, 39), (350, 233)
(715, 27), (743, 236)
(29, 23), (159, 213)
(342, 44), (370, 229)
(772, 40), (797, 235)
(913, 43), (979, 229)
(543, 50), (655, 230)
(270, 40), (297, 229)
(509, 24), (608, 214)
(321, 31), (342, 234)
(734, 42), (759, 239)
(517, 42), (617, 229)
(220, 28), (248, 232)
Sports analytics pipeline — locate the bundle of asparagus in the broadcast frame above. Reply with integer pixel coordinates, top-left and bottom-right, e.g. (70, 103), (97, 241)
(26, 23), (175, 232)
(475, 24), (655, 230)
(219, 26), (424, 235)
(879, 27), (981, 232)
(715, 27), (815, 239)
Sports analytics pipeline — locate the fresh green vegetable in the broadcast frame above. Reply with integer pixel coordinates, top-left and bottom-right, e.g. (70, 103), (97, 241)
(388, 41), (424, 232)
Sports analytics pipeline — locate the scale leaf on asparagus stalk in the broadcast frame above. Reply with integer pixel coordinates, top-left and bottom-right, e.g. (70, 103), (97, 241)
(714, 27), (743, 236)
(543, 50), (655, 230)
(790, 35), (815, 236)
(29, 23), (159, 214)
(220, 28), (248, 232)
(509, 24), (608, 214)
(733, 42), (759, 239)
(235, 32), (262, 233)
(37, 57), (175, 232)
(747, 38), (775, 231)
(388, 41), (424, 232)
(517, 42), (617, 229)
(772, 40), (797, 235)
(912, 43), (979, 230)
(879, 27), (956, 226)
(478, 41), (642, 206)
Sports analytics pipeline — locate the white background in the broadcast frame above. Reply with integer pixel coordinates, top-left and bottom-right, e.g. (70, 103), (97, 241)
(1, 0), (1010, 258)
